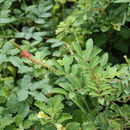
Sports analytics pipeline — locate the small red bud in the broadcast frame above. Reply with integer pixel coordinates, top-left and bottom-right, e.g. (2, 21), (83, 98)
(20, 50), (31, 59)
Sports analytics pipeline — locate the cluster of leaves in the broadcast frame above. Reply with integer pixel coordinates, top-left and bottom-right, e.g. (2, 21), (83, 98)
(0, 0), (130, 130)
(56, 0), (130, 63)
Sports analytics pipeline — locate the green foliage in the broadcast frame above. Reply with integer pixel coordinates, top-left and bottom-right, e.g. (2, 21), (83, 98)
(0, 0), (130, 129)
(35, 95), (72, 126)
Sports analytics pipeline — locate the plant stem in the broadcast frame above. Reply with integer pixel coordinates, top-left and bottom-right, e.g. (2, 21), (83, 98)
(12, 41), (23, 52)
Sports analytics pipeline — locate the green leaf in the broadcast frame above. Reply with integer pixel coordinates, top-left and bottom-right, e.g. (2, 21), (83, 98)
(120, 104), (130, 117)
(90, 56), (99, 68)
(87, 84), (99, 91)
(100, 84), (111, 91)
(57, 113), (72, 123)
(0, 107), (3, 113)
(34, 19), (45, 24)
(32, 32), (48, 41)
(23, 120), (33, 129)
(0, 96), (6, 104)
(29, 91), (47, 102)
(15, 115), (24, 126)
(101, 89), (113, 96)
(51, 42), (63, 48)
(35, 95), (64, 116)
(109, 120), (121, 130)
(72, 109), (88, 123)
(51, 88), (68, 96)
(100, 53), (108, 66)
(69, 92), (76, 99)
(63, 55), (73, 73)
(71, 95), (89, 116)
(40, 12), (52, 18)
(52, 59), (64, 72)
(0, 54), (6, 64)
(7, 93), (19, 113)
(84, 38), (93, 60)
(42, 5), (53, 12)
(9, 56), (23, 68)
(59, 83), (75, 91)
(31, 41), (40, 46)
(21, 75), (32, 90)
(82, 122), (96, 130)
(72, 54), (83, 62)
(35, 101), (48, 112)
(0, 117), (14, 129)
(0, 0), (4, 3)
(42, 124), (56, 130)
(46, 39), (63, 48)
(46, 39), (61, 43)
(67, 76), (81, 88)
(98, 98), (105, 105)
(18, 103), (30, 118)
(91, 47), (102, 58)
(113, 0), (130, 3)
(89, 91), (99, 97)
(2, 40), (13, 52)
(66, 122), (81, 130)
(71, 64), (79, 76)
(47, 95), (64, 115)
(15, 32), (25, 38)
(4, 125), (16, 130)
(0, 17), (16, 24)
(19, 66), (33, 74)
(7, 48), (19, 55)
(72, 41), (82, 56)
(30, 78), (51, 91)
(17, 90), (29, 101)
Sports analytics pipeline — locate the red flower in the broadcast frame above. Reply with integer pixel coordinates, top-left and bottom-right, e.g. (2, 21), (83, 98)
(20, 50), (31, 59)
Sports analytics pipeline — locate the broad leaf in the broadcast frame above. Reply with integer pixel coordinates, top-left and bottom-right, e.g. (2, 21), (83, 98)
(17, 90), (29, 101)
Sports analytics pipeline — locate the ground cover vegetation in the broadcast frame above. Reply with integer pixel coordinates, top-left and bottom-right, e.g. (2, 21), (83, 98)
(0, 0), (130, 129)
